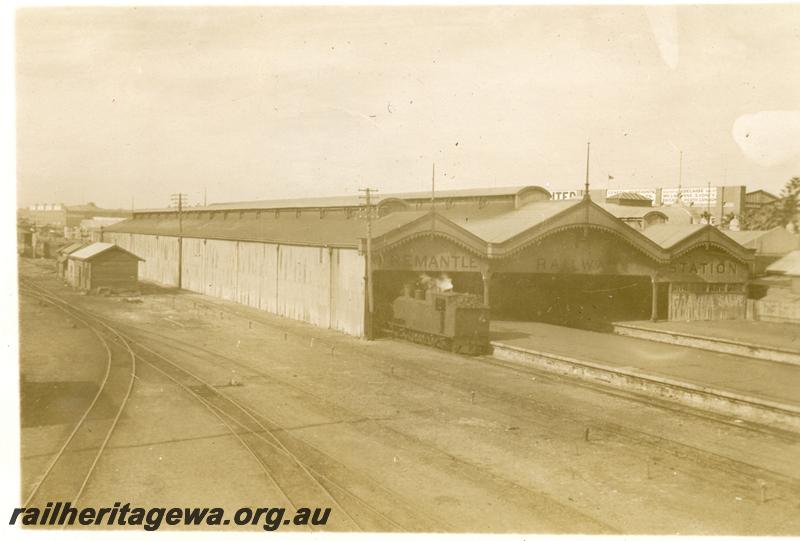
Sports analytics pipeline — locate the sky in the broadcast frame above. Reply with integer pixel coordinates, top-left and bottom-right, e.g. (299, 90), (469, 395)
(14, 5), (800, 210)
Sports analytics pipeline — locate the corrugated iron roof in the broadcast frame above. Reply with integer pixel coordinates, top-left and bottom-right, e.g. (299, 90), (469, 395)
(107, 212), (425, 248)
(766, 250), (800, 276)
(606, 192), (653, 201)
(105, 197), (752, 257)
(641, 224), (706, 248)
(136, 185), (548, 213)
(207, 195), (364, 211)
(439, 200), (579, 243)
(723, 229), (771, 247)
(600, 203), (693, 222)
(69, 242), (143, 261)
(57, 242), (86, 255)
(107, 201), (578, 247)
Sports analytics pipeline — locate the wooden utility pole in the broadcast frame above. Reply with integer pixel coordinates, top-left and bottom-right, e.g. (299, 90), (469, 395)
(431, 162), (436, 232)
(583, 142), (591, 235)
(170, 193), (188, 288)
(359, 187), (378, 340)
(583, 142), (591, 199)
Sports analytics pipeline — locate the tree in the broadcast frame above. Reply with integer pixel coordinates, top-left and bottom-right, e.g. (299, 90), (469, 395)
(778, 176), (800, 230)
(740, 176), (800, 230)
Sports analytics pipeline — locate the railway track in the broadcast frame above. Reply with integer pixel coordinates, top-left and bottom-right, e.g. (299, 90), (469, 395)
(19, 285), (136, 510)
(18, 275), (418, 532)
(150, 294), (800, 496)
(19, 268), (800, 532)
(130, 331), (620, 531)
(130, 317), (800, 512)
(181, 293), (797, 439)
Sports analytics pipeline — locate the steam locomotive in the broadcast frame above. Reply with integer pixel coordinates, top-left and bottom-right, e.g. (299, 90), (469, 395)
(386, 284), (490, 355)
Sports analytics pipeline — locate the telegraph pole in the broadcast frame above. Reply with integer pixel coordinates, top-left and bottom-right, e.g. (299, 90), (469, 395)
(583, 142), (591, 236)
(170, 193), (188, 288)
(583, 142), (591, 199)
(358, 187), (378, 340)
(431, 162), (436, 232)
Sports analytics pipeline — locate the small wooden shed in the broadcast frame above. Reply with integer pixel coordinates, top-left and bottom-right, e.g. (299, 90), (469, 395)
(55, 242), (87, 278)
(66, 242), (144, 292)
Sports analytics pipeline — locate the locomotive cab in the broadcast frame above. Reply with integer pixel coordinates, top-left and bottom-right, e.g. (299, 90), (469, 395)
(388, 286), (490, 355)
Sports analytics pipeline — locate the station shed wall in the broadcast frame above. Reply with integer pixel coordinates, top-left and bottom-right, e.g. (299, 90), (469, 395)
(105, 232), (365, 336)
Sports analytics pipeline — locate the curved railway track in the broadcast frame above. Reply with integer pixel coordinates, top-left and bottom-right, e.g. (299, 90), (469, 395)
(18, 276), (415, 532)
(19, 269), (799, 532)
(19, 285), (136, 509)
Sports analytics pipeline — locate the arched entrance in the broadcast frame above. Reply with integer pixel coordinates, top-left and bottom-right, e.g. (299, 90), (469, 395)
(371, 234), (488, 335)
(490, 227), (664, 330)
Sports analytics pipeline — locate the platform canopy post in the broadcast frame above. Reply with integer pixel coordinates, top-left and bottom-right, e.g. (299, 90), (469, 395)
(651, 279), (659, 321)
(482, 271), (493, 307)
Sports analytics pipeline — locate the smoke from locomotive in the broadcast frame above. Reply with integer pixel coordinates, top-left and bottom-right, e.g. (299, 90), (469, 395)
(417, 273), (454, 292)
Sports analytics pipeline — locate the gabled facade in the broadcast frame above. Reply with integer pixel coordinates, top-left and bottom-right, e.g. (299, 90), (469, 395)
(105, 186), (757, 336)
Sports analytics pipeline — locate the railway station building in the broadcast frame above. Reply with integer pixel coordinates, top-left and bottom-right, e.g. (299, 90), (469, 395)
(104, 186), (755, 338)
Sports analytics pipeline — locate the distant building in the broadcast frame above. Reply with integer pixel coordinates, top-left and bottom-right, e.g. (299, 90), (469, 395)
(21, 202), (131, 229)
(745, 189), (780, 211)
(599, 192), (693, 230)
(554, 185), (747, 227)
(78, 217), (128, 242)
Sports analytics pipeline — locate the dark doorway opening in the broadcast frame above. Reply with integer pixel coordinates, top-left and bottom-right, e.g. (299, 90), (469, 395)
(491, 273), (652, 331)
(655, 282), (670, 320)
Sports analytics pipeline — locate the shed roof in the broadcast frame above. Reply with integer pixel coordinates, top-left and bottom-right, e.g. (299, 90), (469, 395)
(640, 224), (706, 248)
(609, 191), (652, 200)
(57, 242), (86, 255)
(136, 185), (549, 213)
(745, 189), (779, 200)
(766, 250), (800, 276)
(105, 192), (754, 262)
(723, 230), (768, 246)
(724, 227), (799, 255)
(108, 201), (581, 248)
(599, 203), (693, 222)
(438, 200), (579, 243)
(69, 242), (144, 261)
(107, 214), (386, 248)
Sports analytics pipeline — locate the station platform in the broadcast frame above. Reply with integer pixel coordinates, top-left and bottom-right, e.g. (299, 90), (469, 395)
(613, 320), (800, 366)
(489, 320), (800, 432)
